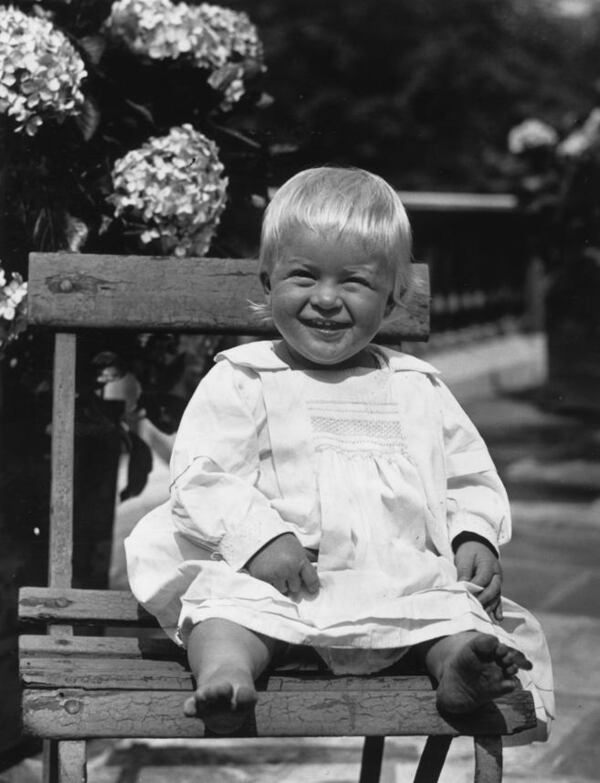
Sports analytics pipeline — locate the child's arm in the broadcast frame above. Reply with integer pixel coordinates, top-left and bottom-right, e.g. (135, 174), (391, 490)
(437, 378), (511, 546)
(436, 378), (510, 621)
(171, 361), (301, 572)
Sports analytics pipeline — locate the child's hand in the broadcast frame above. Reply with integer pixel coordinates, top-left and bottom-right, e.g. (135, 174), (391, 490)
(454, 540), (503, 621)
(245, 533), (320, 596)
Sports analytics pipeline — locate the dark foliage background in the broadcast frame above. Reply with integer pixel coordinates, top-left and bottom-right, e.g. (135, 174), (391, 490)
(225, 0), (600, 190)
(2, 0), (599, 278)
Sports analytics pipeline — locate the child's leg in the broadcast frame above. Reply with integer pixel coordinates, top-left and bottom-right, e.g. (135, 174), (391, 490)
(415, 632), (533, 714)
(184, 618), (277, 733)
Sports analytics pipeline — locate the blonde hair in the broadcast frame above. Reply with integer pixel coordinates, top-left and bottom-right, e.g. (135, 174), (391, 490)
(251, 166), (413, 322)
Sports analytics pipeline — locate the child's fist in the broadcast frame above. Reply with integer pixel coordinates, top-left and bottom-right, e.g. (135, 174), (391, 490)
(454, 540), (503, 621)
(245, 533), (320, 596)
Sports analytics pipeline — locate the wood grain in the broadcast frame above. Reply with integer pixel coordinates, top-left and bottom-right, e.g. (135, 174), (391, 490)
(19, 588), (153, 624)
(57, 741), (86, 783)
(20, 634), (177, 659)
(48, 334), (76, 589)
(27, 253), (430, 341)
(21, 688), (536, 739)
(20, 648), (435, 693)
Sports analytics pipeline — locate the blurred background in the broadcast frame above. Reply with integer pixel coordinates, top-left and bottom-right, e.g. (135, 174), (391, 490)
(2, 0), (600, 778)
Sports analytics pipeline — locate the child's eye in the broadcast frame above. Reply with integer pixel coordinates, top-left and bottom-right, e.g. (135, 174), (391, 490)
(289, 269), (314, 280)
(346, 276), (370, 287)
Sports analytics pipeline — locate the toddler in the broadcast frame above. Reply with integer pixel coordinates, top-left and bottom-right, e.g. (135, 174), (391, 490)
(126, 166), (553, 739)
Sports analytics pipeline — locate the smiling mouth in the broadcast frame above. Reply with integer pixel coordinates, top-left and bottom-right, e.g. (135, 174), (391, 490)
(302, 319), (349, 331)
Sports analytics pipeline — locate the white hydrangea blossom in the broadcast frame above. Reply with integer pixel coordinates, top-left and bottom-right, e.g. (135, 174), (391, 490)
(0, 267), (27, 322)
(507, 119), (558, 155)
(0, 6), (86, 135)
(109, 124), (228, 257)
(104, 0), (263, 108)
(558, 108), (600, 159)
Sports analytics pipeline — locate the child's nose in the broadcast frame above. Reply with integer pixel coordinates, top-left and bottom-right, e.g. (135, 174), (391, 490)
(311, 282), (341, 309)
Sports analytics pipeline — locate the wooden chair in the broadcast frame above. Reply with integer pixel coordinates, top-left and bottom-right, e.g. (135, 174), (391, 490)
(18, 252), (536, 783)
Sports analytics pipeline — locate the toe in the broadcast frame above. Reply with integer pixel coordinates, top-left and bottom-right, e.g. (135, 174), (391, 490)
(512, 650), (533, 670)
(473, 634), (499, 660)
(497, 645), (515, 664)
(497, 646), (532, 671)
(232, 685), (257, 711)
(211, 682), (234, 702)
(499, 677), (519, 696)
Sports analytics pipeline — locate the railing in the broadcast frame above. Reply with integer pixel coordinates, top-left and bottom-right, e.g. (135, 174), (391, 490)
(399, 192), (536, 338)
(399, 192), (517, 213)
(268, 187), (535, 339)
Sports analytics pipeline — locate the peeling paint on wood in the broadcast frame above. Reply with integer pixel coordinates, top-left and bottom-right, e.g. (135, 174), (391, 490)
(21, 688), (536, 740)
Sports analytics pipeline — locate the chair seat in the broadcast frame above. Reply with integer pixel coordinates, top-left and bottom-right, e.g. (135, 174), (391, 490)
(20, 631), (537, 740)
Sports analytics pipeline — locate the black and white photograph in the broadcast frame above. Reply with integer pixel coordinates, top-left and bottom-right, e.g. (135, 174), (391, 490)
(1, 1), (599, 781)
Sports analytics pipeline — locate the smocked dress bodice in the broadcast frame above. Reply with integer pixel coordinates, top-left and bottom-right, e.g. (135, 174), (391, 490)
(296, 365), (456, 590)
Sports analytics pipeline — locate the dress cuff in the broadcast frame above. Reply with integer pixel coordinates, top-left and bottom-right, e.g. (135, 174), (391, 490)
(219, 517), (290, 571)
(448, 513), (502, 555)
(451, 531), (499, 558)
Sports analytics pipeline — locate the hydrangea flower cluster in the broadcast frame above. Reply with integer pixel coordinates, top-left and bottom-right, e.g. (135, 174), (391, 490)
(0, 265), (27, 355)
(0, 6), (86, 135)
(104, 0), (263, 108)
(109, 124), (228, 257)
(556, 108), (600, 159)
(508, 106), (600, 272)
(0, 266), (27, 321)
(507, 119), (559, 155)
(508, 113), (600, 161)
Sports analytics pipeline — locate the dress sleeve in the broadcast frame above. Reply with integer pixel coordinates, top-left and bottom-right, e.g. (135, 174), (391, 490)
(170, 361), (291, 570)
(435, 378), (512, 551)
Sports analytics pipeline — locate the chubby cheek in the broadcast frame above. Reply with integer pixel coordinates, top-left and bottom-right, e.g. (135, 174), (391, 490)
(270, 299), (291, 325)
(270, 301), (301, 340)
(271, 287), (304, 317)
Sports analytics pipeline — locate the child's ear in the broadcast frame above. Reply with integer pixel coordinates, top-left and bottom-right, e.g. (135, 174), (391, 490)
(384, 294), (395, 317)
(260, 272), (272, 296)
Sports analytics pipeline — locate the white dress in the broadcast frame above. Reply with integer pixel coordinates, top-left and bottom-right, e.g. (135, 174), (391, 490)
(125, 340), (554, 740)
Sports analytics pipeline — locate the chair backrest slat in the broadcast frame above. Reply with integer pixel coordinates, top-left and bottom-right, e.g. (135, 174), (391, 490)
(28, 253), (430, 341)
(19, 587), (154, 624)
(49, 332), (76, 589)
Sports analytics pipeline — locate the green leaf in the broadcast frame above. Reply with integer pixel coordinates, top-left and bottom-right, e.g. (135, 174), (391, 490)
(211, 122), (261, 150)
(64, 214), (89, 252)
(78, 35), (106, 66)
(123, 99), (155, 126)
(75, 97), (101, 141)
(255, 92), (275, 109)
(207, 63), (241, 92)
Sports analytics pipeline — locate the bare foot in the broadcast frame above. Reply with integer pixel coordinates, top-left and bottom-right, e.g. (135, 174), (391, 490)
(184, 665), (257, 734)
(434, 633), (532, 714)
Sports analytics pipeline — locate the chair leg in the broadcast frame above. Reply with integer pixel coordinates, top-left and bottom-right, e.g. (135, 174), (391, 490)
(358, 736), (385, 783)
(473, 736), (502, 783)
(43, 740), (59, 783)
(412, 736), (452, 783)
(58, 741), (87, 783)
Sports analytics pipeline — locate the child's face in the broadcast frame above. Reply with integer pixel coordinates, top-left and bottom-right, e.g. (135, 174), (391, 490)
(262, 225), (394, 369)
